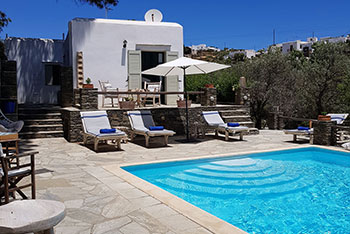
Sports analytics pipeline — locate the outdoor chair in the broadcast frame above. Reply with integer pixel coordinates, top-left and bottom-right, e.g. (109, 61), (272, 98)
(127, 110), (175, 147)
(0, 144), (38, 204)
(99, 80), (122, 107)
(0, 109), (24, 133)
(143, 81), (162, 106)
(327, 113), (348, 124)
(284, 127), (314, 144)
(80, 111), (128, 152)
(202, 111), (249, 141)
(284, 114), (349, 144)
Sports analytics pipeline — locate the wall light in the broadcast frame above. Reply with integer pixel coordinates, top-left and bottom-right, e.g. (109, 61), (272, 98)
(123, 40), (128, 48)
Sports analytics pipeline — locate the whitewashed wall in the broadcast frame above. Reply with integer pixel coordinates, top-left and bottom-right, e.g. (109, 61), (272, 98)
(5, 38), (64, 104)
(67, 18), (183, 105)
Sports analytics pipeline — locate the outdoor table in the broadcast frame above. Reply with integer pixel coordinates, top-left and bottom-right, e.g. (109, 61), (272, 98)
(0, 199), (66, 234)
(0, 132), (19, 156)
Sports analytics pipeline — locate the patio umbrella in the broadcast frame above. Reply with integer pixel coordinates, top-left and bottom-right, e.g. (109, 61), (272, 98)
(142, 57), (230, 141)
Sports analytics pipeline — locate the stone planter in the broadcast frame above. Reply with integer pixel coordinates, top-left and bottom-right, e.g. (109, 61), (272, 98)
(177, 100), (191, 108)
(82, 84), (94, 89)
(119, 101), (135, 109)
(318, 115), (331, 121)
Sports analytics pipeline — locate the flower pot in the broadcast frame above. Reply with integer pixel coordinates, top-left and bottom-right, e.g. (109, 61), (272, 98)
(205, 84), (214, 88)
(83, 84), (94, 89)
(177, 100), (191, 108)
(318, 115), (331, 121)
(119, 101), (135, 109)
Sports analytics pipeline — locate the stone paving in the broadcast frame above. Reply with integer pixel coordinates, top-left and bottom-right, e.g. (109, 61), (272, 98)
(19, 130), (314, 234)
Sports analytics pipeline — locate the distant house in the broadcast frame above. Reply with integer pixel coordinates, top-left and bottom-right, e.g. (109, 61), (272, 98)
(190, 44), (220, 55)
(320, 35), (350, 43)
(5, 11), (184, 105)
(281, 37), (316, 55)
(225, 49), (256, 59)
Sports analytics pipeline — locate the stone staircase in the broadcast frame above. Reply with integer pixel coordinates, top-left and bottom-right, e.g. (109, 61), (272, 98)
(218, 106), (258, 134)
(19, 105), (64, 139)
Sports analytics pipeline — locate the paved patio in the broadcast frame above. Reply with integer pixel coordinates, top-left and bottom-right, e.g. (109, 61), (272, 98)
(20, 130), (315, 234)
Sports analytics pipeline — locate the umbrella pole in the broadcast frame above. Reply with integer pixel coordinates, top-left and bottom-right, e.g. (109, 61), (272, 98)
(183, 68), (189, 141)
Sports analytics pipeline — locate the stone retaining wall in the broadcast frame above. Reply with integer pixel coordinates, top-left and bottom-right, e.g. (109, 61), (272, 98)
(61, 105), (245, 142)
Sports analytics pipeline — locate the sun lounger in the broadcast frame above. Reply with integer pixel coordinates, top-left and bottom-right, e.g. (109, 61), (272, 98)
(327, 113), (348, 124)
(202, 111), (249, 141)
(80, 111), (127, 151)
(284, 128), (314, 144)
(127, 110), (175, 147)
(0, 109), (24, 133)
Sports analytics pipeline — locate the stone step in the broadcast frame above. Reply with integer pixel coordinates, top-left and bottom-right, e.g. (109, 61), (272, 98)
(201, 105), (249, 112)
(236, 121), (255, 128)
(19, 113), (62, 120)
(221, 115), (252, 122)
(219, 109), (250, 116)
(19, 131), (64, 139)
(18, 105), (61, 114)
(22, 124), (63, 132)
(24, 119), (63, 125)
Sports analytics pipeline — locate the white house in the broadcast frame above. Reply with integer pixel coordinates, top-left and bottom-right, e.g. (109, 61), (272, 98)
(226, 49), (256, 59)
(5, 38), (64, 104)
(190, 44), (220, 55)
(5, 10), (184, 105)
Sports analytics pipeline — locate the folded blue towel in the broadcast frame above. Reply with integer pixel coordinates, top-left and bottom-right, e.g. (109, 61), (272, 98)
(227, 122), (240, 127)
(100, 128), (116, 133)
(297, 126), (310, 131)
(149, 126), (164, 131)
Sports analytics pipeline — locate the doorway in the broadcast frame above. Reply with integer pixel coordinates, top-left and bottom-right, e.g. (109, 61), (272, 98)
(141, 51), (165, 103)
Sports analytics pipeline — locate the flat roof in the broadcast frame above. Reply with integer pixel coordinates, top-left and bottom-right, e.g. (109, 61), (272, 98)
(70, 18), (183, 29)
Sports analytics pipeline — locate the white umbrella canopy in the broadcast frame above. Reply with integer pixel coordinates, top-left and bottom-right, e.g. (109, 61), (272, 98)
(142, 57), (230, 76)
(141, 57), (230, 141)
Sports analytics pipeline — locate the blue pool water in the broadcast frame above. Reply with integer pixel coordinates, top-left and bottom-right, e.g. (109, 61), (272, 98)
(123, 147), (350, 233)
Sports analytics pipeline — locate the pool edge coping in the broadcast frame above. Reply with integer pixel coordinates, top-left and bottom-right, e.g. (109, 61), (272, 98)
(104, 145), (349, 234)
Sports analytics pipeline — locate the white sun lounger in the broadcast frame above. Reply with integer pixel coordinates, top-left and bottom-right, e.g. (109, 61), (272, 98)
(127, 110), (175, 147)
(284, 128), (314, 144)
(202, 111), (249, 141)
(327, 113), (348, 124)
(80, 111), (127, 152)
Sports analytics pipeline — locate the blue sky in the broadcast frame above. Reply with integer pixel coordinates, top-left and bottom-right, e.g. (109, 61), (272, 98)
(1, 0), (350, 50)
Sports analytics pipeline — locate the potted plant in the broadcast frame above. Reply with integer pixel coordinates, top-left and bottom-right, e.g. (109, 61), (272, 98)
(318, 112), (331, 121)
(119, 96), (136, 109)
(205, 84), (214, 88)
(83, 77), (94, 89)
(177, 96), (191, 108)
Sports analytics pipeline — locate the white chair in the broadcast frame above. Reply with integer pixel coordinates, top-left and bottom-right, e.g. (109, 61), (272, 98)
(0, 109), (24, 133)
(202, 111), (249, 141)
(80, 111), (127, 152)
(99, 80), (119, 107)
(143, 81), (162, 106)
(127, 110), (175, 147)
(327, 113), (348, 124)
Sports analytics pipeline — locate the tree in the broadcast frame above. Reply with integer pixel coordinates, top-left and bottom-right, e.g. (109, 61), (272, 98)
(78, 0), (119, 17)
(0, 11), (11, 33)
(0, 0), (119, 32)
(300, 42), (350, 116)
(242, 50), (296, 129)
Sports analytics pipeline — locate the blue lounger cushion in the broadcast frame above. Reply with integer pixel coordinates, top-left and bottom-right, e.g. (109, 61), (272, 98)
(227, 122), (240, 127)
(149, 126), (164, 131)
(297, 126), (310, 131)
(100, 128), (116, 133)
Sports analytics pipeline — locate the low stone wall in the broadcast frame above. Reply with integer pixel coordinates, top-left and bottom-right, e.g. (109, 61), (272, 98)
(313, 120), (337, 146)
(61, 105), (243, 143)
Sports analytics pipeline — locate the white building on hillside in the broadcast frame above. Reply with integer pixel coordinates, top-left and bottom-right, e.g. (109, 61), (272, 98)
(5, 10), (184, 105)
(281, 37), (316, 55)
(320, 35), (350, 43)
(226, 49), (256, 59)
(190, 44), (220, 55)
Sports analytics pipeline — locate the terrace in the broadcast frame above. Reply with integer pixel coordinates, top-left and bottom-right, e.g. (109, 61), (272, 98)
(20, 130), (314, 233)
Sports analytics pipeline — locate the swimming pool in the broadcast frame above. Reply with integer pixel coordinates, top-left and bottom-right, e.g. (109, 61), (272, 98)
(123, 147), (350, 233)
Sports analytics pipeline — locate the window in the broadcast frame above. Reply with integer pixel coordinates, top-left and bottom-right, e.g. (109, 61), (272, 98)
(290, 45), (294, 51)
(45, 64), (61, 86)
